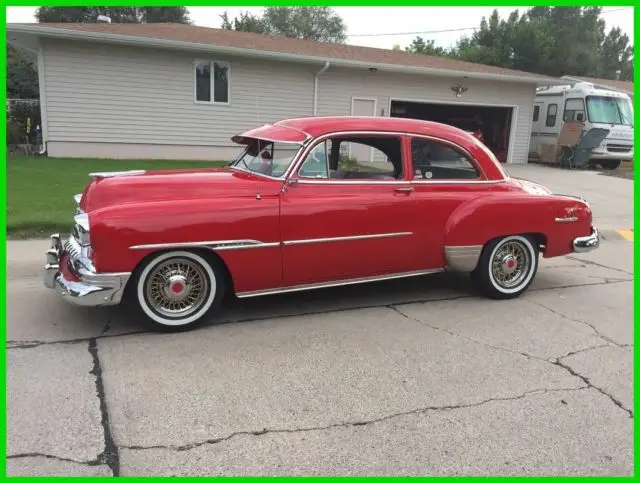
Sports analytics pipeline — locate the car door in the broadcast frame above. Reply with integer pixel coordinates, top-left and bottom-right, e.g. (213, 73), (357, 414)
(279, 133), (423, 287)
(408, 135), (505, 269)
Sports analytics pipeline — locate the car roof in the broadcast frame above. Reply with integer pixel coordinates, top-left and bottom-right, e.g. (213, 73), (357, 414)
(275, 116), (471, 139)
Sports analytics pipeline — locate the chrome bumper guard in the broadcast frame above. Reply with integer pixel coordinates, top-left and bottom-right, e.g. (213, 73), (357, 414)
(43, 233), (130, 307)
(573, 226), (600, 253)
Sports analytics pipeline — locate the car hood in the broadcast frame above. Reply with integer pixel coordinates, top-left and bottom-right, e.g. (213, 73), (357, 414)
(79, 167), (280, 213)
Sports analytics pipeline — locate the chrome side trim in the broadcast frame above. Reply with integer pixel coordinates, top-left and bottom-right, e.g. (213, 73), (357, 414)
(283, 232), (412, 246)
(89, 170), (146, 178)
(444, 245), (483, 272)
(129, 239), (280, 251)
(236, 268), (444, 298)
(555, 216), (578, 223)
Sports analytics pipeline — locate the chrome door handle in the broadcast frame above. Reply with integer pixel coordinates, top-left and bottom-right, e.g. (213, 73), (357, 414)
(395, 186), (414, 193)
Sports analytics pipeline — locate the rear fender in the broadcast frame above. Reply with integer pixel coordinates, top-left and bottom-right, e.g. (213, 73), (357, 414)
(443, 194), (590, 271)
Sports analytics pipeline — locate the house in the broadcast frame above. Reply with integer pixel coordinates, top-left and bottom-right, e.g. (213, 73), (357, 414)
(7, 22), (566, 164)
(561, 75), (634, 102)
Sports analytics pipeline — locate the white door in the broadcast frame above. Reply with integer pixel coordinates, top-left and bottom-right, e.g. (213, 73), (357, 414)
(350, 98), (376, 162)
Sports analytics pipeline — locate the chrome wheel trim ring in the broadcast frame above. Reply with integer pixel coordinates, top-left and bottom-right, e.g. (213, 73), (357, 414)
(487, 236), (537, 294)
(137, 251), (217, 326)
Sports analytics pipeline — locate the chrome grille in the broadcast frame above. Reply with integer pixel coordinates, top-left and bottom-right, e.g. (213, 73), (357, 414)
(606, 143), (632, 153)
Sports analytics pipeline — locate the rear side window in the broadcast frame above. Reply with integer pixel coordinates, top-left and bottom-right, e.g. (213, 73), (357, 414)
(533, 105), (540, 122)
(546, 103), (558, 127)
(411, 138), (480, 180)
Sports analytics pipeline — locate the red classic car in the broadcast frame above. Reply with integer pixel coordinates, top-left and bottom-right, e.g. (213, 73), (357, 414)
(43, 116), (599, 331)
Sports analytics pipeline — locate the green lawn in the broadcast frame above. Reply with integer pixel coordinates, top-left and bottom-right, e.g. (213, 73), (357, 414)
(7, 157), (228, 238)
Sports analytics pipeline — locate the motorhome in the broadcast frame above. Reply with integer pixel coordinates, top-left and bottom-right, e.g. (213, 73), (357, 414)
(529, 82), (633, 169)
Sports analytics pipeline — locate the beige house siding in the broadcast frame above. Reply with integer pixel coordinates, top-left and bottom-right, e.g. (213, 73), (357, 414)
(41, 38), (315, 159)
(41, 39), (536, 164)
(317, 67), (537, 164)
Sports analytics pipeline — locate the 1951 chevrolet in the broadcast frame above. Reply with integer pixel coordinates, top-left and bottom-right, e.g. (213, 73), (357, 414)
(43, 116), (599, 331)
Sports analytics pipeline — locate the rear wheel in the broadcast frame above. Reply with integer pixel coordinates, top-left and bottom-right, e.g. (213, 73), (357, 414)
(134, 250), (225, 332)
(471, 235), (539, 299)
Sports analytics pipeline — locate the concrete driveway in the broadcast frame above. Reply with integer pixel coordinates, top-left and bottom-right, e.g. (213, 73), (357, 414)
(6, 164), (633, 476)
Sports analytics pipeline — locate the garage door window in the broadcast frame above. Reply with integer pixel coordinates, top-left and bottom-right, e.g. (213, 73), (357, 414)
(411, 138), (480, 180)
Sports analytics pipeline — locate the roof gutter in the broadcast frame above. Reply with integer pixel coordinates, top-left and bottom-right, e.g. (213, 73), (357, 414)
(7, 24), (567, 86)
(313, 61), (330, 116)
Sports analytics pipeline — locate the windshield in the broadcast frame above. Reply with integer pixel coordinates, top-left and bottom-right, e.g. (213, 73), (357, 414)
(230, 139), (303, 178)
(586, 95), (634, 126)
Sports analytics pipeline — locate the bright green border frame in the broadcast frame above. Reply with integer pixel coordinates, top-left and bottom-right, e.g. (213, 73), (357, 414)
(2, 1), (638, 480)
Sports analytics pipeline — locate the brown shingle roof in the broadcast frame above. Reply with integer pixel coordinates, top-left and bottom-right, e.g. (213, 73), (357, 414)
(12, 22), (559, 82)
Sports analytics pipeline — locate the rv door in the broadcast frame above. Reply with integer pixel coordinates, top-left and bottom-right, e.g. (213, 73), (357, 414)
(530, 101), (544, 158)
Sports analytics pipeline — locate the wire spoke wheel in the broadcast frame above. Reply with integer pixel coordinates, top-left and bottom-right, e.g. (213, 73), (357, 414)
(145, 258), (209, 318)
(136, 251), (221, 329)
(490, 240), (530, 289)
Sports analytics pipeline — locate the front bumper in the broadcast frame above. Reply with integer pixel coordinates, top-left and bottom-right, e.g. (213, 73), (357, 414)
(43, 233), (130, 307)
(573, 226), (600, 253)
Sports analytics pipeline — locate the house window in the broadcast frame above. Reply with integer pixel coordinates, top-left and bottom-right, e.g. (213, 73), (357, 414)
(563, 98), (586, 122)
(545, 103), (558, 127)
(533, 105), (540, 122)
(194, 60), (230, 104)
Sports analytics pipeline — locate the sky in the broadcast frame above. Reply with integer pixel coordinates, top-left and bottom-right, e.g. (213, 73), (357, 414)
(6, 6), (635, 51)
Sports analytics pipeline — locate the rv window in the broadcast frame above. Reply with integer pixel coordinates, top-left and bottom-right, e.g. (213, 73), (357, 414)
(563, 98), (586, 122)
(546, 104), (558, 127)
(533, 105), (540, 122)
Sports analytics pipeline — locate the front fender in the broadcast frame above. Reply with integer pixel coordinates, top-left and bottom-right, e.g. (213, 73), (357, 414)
(88, 196), (282, 294)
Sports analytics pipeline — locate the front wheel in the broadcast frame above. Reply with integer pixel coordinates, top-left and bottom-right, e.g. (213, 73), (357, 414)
(134, 250), (225, 332)
(599, 159), (621, 170)
(471, 235), (539, 299)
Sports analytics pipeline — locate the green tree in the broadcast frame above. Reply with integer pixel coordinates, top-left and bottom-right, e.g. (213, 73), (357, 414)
(7, 44), (39, 99)
(405, 36), (447, 56)
(600, 27), (634, 81)
(35, 7), (190, 24)
(220, 7), (347, 43)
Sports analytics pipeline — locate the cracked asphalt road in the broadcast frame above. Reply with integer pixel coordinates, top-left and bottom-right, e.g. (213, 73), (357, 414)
(6, 165), (634, 476)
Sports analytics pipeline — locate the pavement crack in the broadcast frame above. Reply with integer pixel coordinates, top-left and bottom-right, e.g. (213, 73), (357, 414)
(527, 299), (624, 348)
(566, 256), (633, 276)
(555, 343), (614, 361)
(121, 386), (588, 453)
(388, 306), (546, 363)
(7, 452), (102, 466)
(88, 338), (120, 476)
(551, 358), (633, 418)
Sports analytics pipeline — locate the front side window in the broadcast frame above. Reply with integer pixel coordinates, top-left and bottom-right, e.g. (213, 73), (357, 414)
(563, 98), (586, 122)
(195, 60), (230, 104)
(586, 95), (634, 126)
(299, 141), (330, 178)
(411, 138), (480, 180)
(299, 135), (403, 180)
(546, 103), (558, 127)
(231, 139), (302, 178)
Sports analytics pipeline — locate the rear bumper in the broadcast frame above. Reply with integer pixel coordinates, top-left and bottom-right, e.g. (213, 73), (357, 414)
(573, 226), (600, 253)
(43, 233), (130, 307)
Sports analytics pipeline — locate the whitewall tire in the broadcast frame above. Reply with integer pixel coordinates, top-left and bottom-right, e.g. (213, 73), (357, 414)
(472, 235), (539, 299)
(135, 250), (224, 331)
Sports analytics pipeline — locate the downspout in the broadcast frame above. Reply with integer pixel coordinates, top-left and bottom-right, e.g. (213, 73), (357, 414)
(313, 61), (330, 116)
